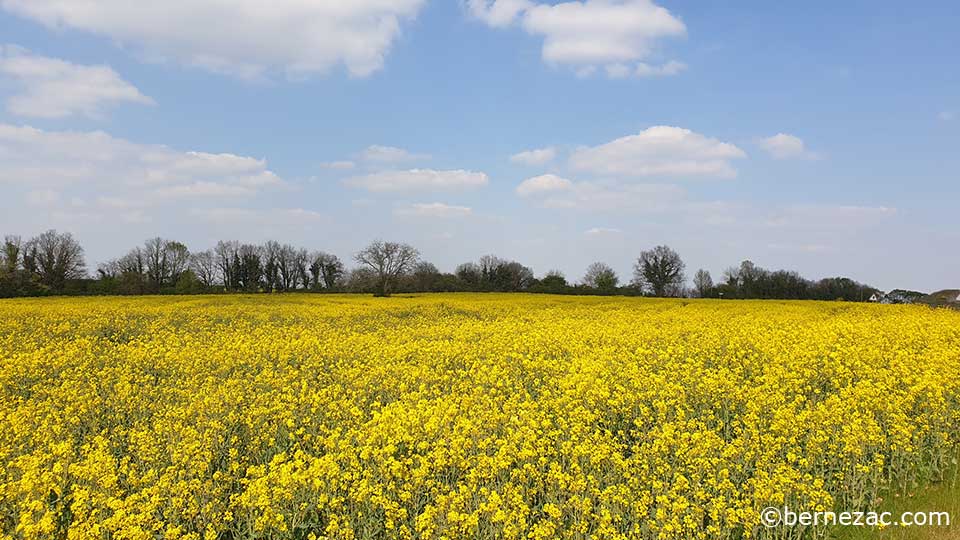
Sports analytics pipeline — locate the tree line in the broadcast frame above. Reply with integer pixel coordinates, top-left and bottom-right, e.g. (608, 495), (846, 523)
(691, 259), (880, 302)
(0, 230), (879, 301)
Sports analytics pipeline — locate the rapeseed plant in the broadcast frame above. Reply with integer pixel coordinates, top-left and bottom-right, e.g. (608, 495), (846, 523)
(0, 294), (958, 539)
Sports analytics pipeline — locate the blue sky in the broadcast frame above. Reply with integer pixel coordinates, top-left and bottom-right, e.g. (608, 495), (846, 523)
(0, 0), (957, 291)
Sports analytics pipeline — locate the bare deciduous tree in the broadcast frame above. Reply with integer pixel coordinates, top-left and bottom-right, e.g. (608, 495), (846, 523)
(455, 262), (481, 287)
(190, 250), (220, 288)
(318, 253), (344, 289)
(143, 238), (166, 290)
(354, 240), (419, 297)
(294, 248), (310, 291)
(467, 255), (534, 291)
(118, 248), (145, 277)
(214, 241), (240, 291)
(262, 241), (282, 292)
(278, 244), (298, 291)
(410, 261), (443, 292)
(722, 266), (740, 287)
(583, 262), (619, 290)
(478, 255), (503, 283)
(166, 241), (190, 285)
(633, 245), (686, 297)
(502, 261), (534, 291)
(344, 267), (377, 293)
(97, 259), (120, 280)
(237, 244), (263, 292)
(26, 230), (86, 292)
(141, 238), (190, 291)
(693, 269), (714, 298)
(109, 247), (148, 294)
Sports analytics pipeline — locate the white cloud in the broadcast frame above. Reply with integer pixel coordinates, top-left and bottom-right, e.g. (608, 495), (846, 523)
(524, 0), (685, 65)
(0, 124), (284, 211)
(764, 205), (897, 229)
(470, 0), (686, 78)
(192, 207), (327, 226)
(569, 126), (746, 179)
(0, 125), (306, 249)
(395, 202), (473, 218)
(575, 65), (598, 78)
(359, 145), (430, 163)
(510, 146), (557, 166)
(95, 196), (140, 210)
(25, 188), (60, 206)
(607, 60), (686, 78)
(516, 170), (896, 237)
(0, 0), (427, 79)
(466, 0), (532, 28)
(321, 160), (356, 170)
(585, 227), (621, 235)
(516, 174), (573, 196)
(518, 172), (685, 211)
(151, 182), (256, 200)
(140, 151), (282, 188)
(344, 168), (489, 192)
(605, 63), (632, 79)
(758, 133), (819, 160)
(635, 60), (686, 77)
(538, 181), (685, 211)
(938, 110), (955, 122)
(0, 45), (153, 118)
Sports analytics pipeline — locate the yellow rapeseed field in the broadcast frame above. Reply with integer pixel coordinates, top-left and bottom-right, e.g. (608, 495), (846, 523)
(1, 294), (959, 540)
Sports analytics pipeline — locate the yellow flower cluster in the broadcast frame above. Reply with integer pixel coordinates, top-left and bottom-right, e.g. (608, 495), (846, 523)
(1, 294), (958, 539)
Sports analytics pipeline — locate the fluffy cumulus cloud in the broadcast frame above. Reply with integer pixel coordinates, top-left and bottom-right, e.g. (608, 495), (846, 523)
(517, 171), (687, 211)
(758, 133), (818, 160)
(570, 126), (747, 178)
(359, 145), (430, 164)
(515, 126), (744, 214)
(0, 45), (153, 118)
(515, 174), (573, 196)
(343, 169), (489, 193)
(0, 0), (427, 79)
(468, 0), (686, 78)
(510, 146), (557, 166)
(395, 202), (473, 218)
(0, 124), (284, 222)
